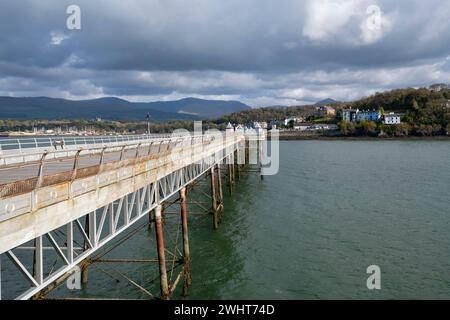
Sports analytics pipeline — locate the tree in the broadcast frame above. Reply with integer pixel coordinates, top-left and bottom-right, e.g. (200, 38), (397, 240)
(412, 99), (420, 111)
(359, 121), (378, 136)
(338, 120), (349, 135)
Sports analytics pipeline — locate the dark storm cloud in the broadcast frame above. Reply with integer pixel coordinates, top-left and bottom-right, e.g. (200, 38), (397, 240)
(1, 0), (450, 106)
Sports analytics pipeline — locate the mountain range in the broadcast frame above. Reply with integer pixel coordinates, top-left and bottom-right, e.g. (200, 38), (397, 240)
(315, 98), (339, 105)
(0, 96), (251, 121)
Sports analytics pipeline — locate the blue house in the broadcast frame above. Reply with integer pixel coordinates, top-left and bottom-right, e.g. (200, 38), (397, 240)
(342, 109), (381, 122)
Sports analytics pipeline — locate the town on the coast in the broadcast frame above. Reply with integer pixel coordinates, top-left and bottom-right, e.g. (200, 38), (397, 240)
(1, 83), (450, 138)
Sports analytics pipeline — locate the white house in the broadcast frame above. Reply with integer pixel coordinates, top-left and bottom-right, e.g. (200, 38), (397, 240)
(293, 124), (311, 131)
(429, 83), (448, 92)
(383, 113), (401, 125)
(284, 117), (297, 126)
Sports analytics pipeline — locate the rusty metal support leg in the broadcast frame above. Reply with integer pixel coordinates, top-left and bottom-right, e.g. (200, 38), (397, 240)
(231, 154), (236, 186)
(161, 205), (166, 225)
(210, 165), (219, 230)
(246, 139), (250, 165)
(228, 159), (233, 195)
(148, 209), (154, 231)
(81, 260), (89, 285)
(237, 161), (241, 180)
(258, 138), (264, 180)
(217, 162), (224, 221)
(234, 150), (240, 180)
(180, 188), (192, 296)
(155, 205), (170, 300)
(81, 215), (90, 286)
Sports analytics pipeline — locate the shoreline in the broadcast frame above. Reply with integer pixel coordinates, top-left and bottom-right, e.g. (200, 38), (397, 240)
(271, 133), (450, 141)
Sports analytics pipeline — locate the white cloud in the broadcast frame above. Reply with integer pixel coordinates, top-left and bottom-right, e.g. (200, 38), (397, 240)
(1, 1), (450, 109)
(359, 5), (394, 45)
(302, 0), (359, 42)
(302, 0), (392, 45)
(67, 79), (104, 97)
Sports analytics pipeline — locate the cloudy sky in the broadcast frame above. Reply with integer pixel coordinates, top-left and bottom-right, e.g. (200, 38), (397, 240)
(1, 0), (450, 107)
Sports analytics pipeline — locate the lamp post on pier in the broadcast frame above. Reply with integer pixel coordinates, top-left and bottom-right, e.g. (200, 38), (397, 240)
(146, 112), (151, 136)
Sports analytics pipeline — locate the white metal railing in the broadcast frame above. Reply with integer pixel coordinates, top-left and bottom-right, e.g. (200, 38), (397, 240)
(0, 133), (251, 167)
(0, 134), (200, 166)
(0, 133), (242, 214)
(0, 134), (186, 154)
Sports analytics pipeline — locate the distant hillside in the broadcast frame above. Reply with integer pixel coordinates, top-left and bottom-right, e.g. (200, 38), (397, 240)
(350, 87), (450, 112)
(217, 104), (317, 124)
(144, 97), (251, 118)
(315, 98), (339, 105)
(216, 87), (450, 132)
(0, 96), (251, 121)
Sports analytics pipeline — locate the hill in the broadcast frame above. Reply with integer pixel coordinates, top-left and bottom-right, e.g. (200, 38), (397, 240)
(350, 87), (450, 112)
(215, 87), (450, 135)
(144, 98), (251, 118)
(0, 96), (251, 121)
(315, 98), (339, 105)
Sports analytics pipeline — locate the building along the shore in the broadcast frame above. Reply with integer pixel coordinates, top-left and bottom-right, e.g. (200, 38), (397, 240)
(342, 108), (402, 125)
(383, 113), (401, 125)
(316, 106), (336, 117)
(342, 109), (381, 122)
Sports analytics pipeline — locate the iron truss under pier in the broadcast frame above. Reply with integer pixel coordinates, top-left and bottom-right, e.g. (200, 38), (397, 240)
(0, 132), (265, 300)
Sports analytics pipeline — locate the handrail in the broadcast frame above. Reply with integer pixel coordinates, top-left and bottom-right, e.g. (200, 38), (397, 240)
(0, 133), (238, 168)
(0, 134), (241, 199)
(0, 133), (191, 154)
(0, 134), (213, 164)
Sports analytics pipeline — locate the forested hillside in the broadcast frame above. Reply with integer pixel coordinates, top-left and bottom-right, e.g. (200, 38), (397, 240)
(216, 87), (450, 136)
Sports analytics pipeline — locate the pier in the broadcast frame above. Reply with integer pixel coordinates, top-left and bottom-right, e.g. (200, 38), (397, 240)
(0, 132), (264, 300)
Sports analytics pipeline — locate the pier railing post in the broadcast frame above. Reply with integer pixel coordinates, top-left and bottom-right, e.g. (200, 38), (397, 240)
(210, 165), (219, 230)
(155, 205), (170, 300)
(180, 188), (192, 295)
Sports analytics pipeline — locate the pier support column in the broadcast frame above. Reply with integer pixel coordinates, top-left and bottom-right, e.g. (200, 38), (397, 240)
(148, 209), (154, 231)
(80, 214), (91, 286)
(234, 153), (237, 182)
(258, 138), (264, 180)
(217, 162), (224, 221)
(155, 205), (170, 300)
(210, 165), (219, 230)
(228, 155), (233, 195)
(231, 153), (236, 185)
(237, 155), (241, 180)
(80, 260), (89, 285)
(32, 237), (43, 286)
(180, 188), (192, 295)
(246, 138), (250, 165)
